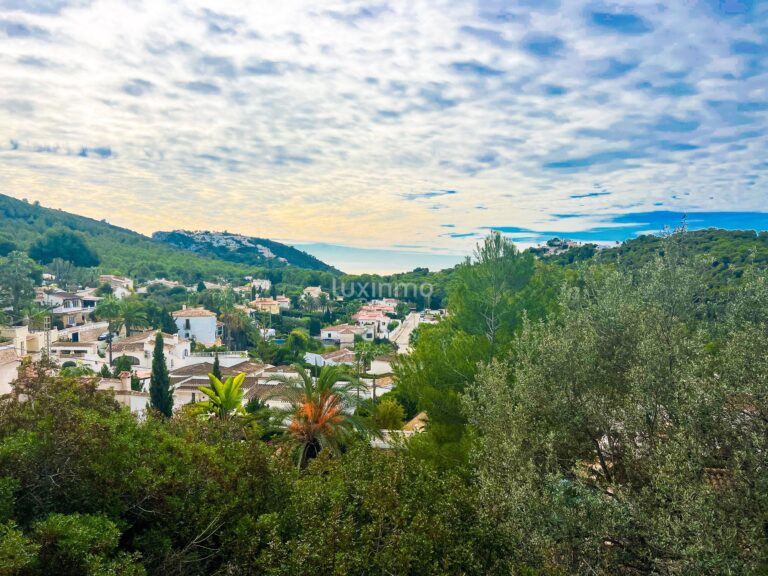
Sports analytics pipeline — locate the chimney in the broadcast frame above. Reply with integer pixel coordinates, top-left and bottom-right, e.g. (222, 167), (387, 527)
(119, 371), (132, 392)
(182, 304), (187, 310)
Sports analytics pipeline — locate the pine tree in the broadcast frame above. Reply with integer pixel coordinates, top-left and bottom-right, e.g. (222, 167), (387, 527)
(99, 364), (112, 378)
(149, 332), (173, 417)
(212, 352), (222, 381)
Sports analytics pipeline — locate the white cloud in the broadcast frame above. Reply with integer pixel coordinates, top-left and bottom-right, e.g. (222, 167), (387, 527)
(0, 0), (766, 256)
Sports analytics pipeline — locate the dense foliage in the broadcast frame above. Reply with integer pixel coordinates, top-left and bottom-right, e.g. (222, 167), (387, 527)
(0, 363), (481, 575)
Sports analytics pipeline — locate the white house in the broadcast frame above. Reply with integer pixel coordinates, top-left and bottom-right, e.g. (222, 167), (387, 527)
(251, 278), (272, 292)
(98, 275), (134, 299)
(320, 323), (371, 347)
(302, 286), (326, 300)
(352, 307), (391, 338)
(276, 295), (291, 310)
(304, 348), (357, 368)
(98, 372), (150, 415)
(40, 291), (88, 327)
(172, 306), (219, 346)
(110, 331), (191, 371)
(0, 344), (19, 395)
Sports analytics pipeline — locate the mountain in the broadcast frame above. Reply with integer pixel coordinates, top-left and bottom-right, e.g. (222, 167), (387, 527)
(0, 193), (337, 281)
(152, 230), (340, 273)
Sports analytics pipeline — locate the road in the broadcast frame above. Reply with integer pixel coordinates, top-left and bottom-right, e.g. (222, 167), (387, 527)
(390, 312), (419, 354)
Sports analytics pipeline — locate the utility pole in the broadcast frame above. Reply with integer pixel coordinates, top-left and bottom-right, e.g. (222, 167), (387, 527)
(43, 315), (51, 358)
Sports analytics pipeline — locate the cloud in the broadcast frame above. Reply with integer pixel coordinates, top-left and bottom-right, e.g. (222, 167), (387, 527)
(570, 191), (611, 199)
(401, 190), (458, 201)
(459, 25), (511, 47)
(177, 81), (221, 94)
(543, 150), (641, 171)
(592, 57), (639, 79)
(522, 34), (565, 58)
(196, 56), (237, 78)
(1, 0), (767, 268)
(325, 3), (390, 25)
(78, 146), (113, 159)
(122, 79), (153, 97)
(588, 10), (653, 34)
(450, 61), (504, 77)
(0, 19), (48, 38)
(653, 115), (700, 133)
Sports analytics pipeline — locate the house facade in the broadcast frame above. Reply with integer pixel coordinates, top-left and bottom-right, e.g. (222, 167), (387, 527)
(172, 307), (219, 346)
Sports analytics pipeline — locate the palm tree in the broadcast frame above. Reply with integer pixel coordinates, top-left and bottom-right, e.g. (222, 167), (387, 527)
(272, 365), (367, 470)
(119, 298), (148, 336)
(193, 373), (247, 420)
(94, 296), (122, 365)
(355, 342), (391, 405)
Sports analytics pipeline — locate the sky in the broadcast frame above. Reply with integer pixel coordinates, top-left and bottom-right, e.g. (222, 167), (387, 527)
(1, 0), (767, 273)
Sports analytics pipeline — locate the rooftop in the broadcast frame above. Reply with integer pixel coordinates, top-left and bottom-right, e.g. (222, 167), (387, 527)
(172, 307), (216, 318)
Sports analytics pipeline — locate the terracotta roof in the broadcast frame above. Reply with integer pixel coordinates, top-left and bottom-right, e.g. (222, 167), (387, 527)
(373, 375), (395, 387)
(50, 341), (97, 349)
(323, 323), (364, 334)
(403, 411), (428, 432)
(111, 331), (186, 353)
(322, 349), (357, 363)
(172, 307), (216, 318)
(0, 346), (19, 366)
(170, 360), (269, 385)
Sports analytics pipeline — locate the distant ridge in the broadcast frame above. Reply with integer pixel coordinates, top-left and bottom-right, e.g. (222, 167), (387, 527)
(0, 193), (338, 280)
(152, 230), (340, 273)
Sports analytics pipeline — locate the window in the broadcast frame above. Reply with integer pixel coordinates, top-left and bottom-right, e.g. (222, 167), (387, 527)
(185, 319), (191, 330)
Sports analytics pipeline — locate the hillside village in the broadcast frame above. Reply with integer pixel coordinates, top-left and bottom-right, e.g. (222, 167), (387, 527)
(0, 269), (439, 434)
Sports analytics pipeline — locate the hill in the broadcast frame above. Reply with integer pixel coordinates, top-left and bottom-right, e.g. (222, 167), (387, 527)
(532, 228), (768, 297)
(152, 230), (339, 274)
(0, 193), (337, 282)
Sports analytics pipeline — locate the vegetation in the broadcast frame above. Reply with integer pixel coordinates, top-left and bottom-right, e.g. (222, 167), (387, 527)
(0, 251), (40, 322)
(0, 193), (334, 283)
(3, 211), (768, 574)
(148, 333), (172, 417)
(274, 365), (366, 470)
(28, 229), (100, 268)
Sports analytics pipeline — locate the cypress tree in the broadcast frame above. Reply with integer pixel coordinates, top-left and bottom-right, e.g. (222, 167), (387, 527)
(149, 332), (173, 416)
(212, 352), (222, 381)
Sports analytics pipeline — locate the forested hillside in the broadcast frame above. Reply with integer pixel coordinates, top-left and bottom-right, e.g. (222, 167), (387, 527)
(536, 228), (768, 299)
(0, 194), (335, 282)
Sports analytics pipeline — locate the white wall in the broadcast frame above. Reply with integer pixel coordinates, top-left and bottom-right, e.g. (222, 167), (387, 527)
(175, 316), (217, 346)
(0, 361), (19, 395)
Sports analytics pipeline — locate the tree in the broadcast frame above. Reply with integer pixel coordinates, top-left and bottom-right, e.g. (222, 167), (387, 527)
(0, 251), (39, 321)
(197, 281), (206, 293)
(212, 352), (222, 381)
(28, 229), (100, 267)
(273, 365), (366, 469)
(94, 297), (122, 364)
(193, 373), (246, 420)
(94, 282), (113, 297)
(372, 398), (405, 430)
(463, 241), (768, 574)
(149, 333), (173, 417)
(449, 231), (535, 359)
(119, 298), (148, 336)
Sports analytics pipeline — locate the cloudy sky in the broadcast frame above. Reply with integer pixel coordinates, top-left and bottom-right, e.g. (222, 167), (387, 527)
(1, 0), (767, 272)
